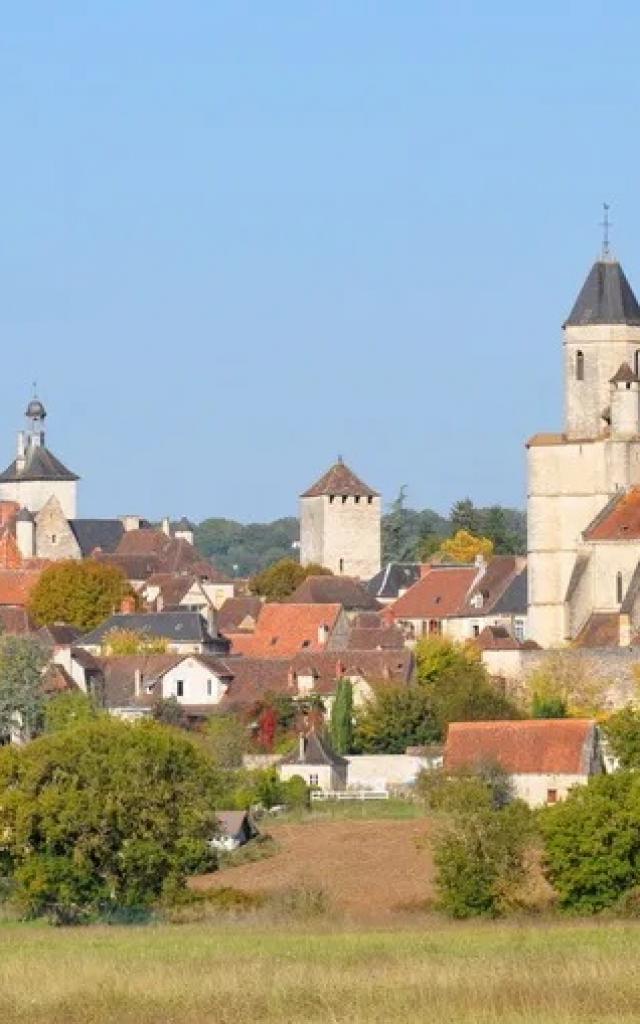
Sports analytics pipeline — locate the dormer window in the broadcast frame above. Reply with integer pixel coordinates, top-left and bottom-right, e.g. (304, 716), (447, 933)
(576, 350), (584, 381)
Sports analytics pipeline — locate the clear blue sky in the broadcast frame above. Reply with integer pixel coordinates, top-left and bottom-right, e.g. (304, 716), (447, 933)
(2, 2), (639, 522)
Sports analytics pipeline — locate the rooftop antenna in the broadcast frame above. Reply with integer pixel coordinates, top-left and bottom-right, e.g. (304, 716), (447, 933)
(600, 202), (612, 260)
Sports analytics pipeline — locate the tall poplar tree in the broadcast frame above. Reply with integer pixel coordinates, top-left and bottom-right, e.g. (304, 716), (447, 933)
(330, 678), (354, 754)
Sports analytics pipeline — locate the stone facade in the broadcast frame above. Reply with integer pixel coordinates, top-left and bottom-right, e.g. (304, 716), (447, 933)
(528, 257), (640, 647)
(299, 460), (381, 579)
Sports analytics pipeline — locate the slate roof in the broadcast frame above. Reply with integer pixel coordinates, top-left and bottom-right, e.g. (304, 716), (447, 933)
(69, 519), (124, 557)
(301, 459), (378, 498)
(490, 566), (528, 616)
(0, 446), (79, 483)
(79, 611), (229, 652)
(366, 563), (421, 600)
(583, 487), (640, 541)
(564, 260), (640, 327)
(38, 623), (81, 646)
(610, 362), (640, 384)
(457, 556), (523, 617)
(287, 575), (380, 611)
(387, 566), (478, 620)
(281, 731), (347, 768)
(445, 719), (599, 775)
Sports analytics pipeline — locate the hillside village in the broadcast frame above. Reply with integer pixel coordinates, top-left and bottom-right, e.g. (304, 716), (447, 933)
(4, 243), (640, 930)
(3, 244), (640, 801)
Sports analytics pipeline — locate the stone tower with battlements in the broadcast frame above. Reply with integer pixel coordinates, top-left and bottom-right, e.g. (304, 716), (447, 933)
(299, 458), (381, 579)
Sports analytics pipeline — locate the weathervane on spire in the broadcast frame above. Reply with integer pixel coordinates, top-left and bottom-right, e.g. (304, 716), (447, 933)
(600, 202), (612, 259)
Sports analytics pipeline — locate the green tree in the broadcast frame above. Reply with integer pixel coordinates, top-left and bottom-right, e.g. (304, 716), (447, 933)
(450, 498), (481, 535)
(44, 692), (99, 733)
(531, 693), (567, 719)
(330, 678), (353, 754)
(415, 635), (481, 686)
(540, 772), (640, 913)
(481, 506), (519, 555)
(382, 486), (416, 562)
(203, 713), (248, 768)
(152, 697), (184, 728)
(29, 560), (134, 632)
(434, 794), (532, 918)
(429, 664), (521, 736)
(354, 686), (439, 753)
(0, 718), (222, 921)
(602, 708), (640, 770)
(0, 635), (48, 742)
(249, 558), (331, 601)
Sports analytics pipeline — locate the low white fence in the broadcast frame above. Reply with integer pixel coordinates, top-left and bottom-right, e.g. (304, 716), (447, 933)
(311, 789), (389, 802)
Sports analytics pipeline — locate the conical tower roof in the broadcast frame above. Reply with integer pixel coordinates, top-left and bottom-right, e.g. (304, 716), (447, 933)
(301, 458), (378, 498)
(564, 259), (640, 327)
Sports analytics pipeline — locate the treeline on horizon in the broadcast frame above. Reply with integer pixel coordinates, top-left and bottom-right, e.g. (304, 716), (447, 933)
(195, 495), (526, 578)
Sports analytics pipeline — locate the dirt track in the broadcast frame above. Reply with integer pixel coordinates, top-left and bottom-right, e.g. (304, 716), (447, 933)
(193, 818), (435, 921)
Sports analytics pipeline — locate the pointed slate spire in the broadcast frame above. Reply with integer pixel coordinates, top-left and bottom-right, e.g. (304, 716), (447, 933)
(564, 260), (640, 327)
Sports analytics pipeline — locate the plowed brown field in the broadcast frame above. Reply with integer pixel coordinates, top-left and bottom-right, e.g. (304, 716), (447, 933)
(193, 818), (435, 920)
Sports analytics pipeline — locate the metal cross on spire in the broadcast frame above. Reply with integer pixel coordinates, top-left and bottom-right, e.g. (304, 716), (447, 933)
(600, 202), (612, 259)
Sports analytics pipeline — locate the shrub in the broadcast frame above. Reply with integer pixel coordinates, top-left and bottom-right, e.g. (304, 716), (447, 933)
(0, 718), (223, 921)
(540, 772), (640, 914)
(434, 800), (532, 918)
(44, 692), (99, 733)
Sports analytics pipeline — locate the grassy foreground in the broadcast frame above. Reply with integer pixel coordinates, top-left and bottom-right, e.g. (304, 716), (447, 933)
(1, 919), (640, 1023)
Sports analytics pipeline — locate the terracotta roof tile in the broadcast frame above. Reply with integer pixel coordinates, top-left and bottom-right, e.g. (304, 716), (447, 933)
(584, 487), (640, 541)
(386, 566), (478, 620)
(229, 603), (343, 657)
(287, 575), (380, 610)
(445, 719), (597, 775)
(574, 612), (621, 647)
(301, 460), (378, 498)
(0, 567), (48, 606)
(217, 596), (263, 633)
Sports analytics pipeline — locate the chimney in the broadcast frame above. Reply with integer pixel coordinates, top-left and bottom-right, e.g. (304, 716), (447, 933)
(161, 517), (171, 537)
(134, 668), (142, 698)
(317, 623), (329, 645)
(16, 432), (26, 473)
(121, 515), (142, 532)
(298, 733), (306, 760)
(206, 604), (216, 637)
(120, 594), (136, 614)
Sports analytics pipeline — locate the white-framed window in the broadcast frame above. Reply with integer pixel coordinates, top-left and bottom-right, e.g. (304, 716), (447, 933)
(309, 773), (319, 786)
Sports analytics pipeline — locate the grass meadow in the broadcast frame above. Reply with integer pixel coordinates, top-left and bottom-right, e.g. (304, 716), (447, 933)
(2, 918), (640, 1024)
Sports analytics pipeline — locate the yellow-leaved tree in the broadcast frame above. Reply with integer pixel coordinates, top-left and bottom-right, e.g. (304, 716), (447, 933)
(103, 628), (169, 656)
(438, 530), (494, 564)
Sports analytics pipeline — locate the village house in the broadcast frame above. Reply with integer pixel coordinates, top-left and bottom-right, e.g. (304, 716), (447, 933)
(278, 731), (348, 791)
(384, 563), (480, 640)
(285, 575), (380, 618)
(227, 602), (350, 656)
(366, 562), (421, 604)
(444, 719), (603, 808)
(77, 610), (230, 656)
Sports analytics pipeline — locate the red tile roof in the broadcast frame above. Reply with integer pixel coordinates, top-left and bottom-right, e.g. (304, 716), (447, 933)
(472, 626), (521, 651)
(583, 488), (640, 541)
(301, 460), (378, 498)
(445, 719), (597, 775)
(229, 603), (343, 657)
(574, 612), (621, 647)
(0, 567), (48, 606)
(217, 596), (263, 633)
(386, 566), (478, 620)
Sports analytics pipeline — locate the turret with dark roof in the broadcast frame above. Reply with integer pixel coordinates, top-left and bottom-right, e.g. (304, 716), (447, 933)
(564, 259), (640, 328)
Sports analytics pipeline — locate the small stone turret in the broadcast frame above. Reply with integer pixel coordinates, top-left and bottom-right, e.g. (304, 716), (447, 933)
(610, 362), (640, 438)
(15, 507), (35, 559)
